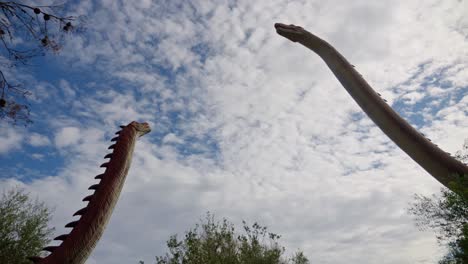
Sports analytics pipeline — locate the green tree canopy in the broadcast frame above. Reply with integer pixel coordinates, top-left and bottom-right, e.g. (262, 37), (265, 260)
(409, 177), (467, 264)
(146, 212), (309, 264)
(0, 187), (54, 264)
(409, 140), (468, 263)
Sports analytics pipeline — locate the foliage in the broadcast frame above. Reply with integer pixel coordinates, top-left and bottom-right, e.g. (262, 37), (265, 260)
(409, 177), (468, 263)
(0, 1), (84, 125)
(438, 224), (468, 264)
(454, 139), (468, 165)
(408, 140), (468, 263)
(144, 213), (309, 264)
(0, 187), (54, 264)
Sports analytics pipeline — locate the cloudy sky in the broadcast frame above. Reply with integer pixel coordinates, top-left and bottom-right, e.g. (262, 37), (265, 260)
(1, 0), (468, 263)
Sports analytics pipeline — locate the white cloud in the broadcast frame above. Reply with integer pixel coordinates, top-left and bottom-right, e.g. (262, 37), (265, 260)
(28, 133), (51, 147)
(2, 0), (467, 264)
(55, 127), (81, 148)
(162, 133), (184, 144)
(0, 126), (23, 154)
(31, 153), (45, 160)
(59, 79), (76, 99)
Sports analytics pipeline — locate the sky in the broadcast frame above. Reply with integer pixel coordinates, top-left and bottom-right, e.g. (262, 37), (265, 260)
(0, 0), (468, 263)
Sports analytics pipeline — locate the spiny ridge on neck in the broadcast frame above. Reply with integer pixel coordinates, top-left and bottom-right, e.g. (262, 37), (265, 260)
(29, 121), (150, 264)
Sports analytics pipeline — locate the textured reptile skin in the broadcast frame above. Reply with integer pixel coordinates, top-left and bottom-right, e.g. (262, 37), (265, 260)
(275, 23), (468, 189)
(29, 121), (150, 264)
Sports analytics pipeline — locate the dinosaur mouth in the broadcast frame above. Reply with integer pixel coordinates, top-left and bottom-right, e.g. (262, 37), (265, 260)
(274, 23), (288, 29)
(143, 123), (151, 132)
(274, 23), (288, 32)
(138, 122), (151, 136)
(128, 121), (151, 136)
(274, 23), (298, 33)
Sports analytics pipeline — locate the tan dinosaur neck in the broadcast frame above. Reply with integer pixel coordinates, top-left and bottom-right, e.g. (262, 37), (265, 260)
(29, 121), (150, 264)
(275, 23), (468, 189)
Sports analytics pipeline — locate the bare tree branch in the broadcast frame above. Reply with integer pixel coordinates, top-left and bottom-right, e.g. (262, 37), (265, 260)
(0, 1), (84, 126)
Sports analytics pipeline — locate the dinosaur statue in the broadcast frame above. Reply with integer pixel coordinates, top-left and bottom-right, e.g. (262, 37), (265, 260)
(28, 121), (151, 264)
(274, 23), (468, 189)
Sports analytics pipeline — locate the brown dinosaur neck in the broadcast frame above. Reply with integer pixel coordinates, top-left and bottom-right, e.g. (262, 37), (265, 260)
(275, 23), (468, 189)
(29, 121), (150, 264)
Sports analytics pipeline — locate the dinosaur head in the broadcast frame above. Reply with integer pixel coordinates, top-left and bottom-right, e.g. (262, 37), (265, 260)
(274, 23), (308, 43)
(128, 121), (151, 137)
